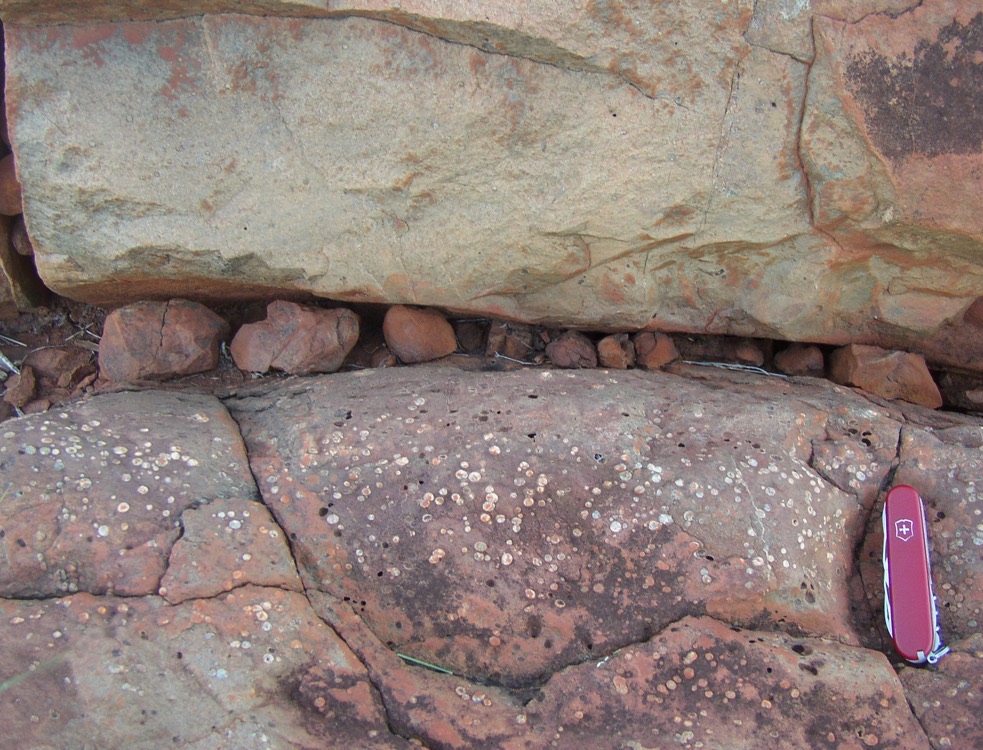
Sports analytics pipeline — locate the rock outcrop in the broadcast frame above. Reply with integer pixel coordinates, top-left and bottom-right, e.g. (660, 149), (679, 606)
(2, 1), (980, 371)
(2, 364), (981, 747)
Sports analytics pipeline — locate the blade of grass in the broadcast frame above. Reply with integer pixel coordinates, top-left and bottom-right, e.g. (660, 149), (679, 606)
(396, 652), (454, 675)
(0, 351), (19, 375)
(0, 655), (66, 693)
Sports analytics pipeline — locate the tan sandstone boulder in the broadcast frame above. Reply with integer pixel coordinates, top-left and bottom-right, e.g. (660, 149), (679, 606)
(4, 2), (979, 370)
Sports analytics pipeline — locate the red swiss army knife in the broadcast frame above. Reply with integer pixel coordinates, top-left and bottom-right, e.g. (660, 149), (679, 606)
(882, 485), (949, 665)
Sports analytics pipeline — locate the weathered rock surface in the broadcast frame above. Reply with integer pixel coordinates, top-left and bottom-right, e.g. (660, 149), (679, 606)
(521, 615), (927, 749)
(0, 587), (407, 749)
(829, 343), (943, 409)
(99, 299), (229, 382)
(230, 300), (360, 374)
(229, 365), (931, 686)
(0, 390), (257, 597)
(5, 2), (981, 370)
(800, 0), (983, 371)
(158, 497), (303, 603)
(2, 363), (981, 747)
(896, 634), (983, 749)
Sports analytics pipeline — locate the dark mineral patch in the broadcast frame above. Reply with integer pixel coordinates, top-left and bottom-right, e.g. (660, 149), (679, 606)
(846, 13), (982, 160)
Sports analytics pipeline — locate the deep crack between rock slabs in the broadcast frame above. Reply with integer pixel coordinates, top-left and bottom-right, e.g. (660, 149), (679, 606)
(304, 591), (436, 749)
(214, 398), (422, 744)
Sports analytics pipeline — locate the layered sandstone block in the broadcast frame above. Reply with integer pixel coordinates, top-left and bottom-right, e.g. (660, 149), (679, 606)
(2, 1), (981, 370)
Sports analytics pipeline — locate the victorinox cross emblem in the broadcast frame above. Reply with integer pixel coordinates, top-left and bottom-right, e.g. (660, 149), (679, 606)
(895, 518), (914, 542)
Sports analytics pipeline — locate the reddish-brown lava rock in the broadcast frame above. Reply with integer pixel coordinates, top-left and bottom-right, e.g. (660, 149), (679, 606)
(98, 298), (229, 382)
(486, 321), (541, 362)
(230, 299), (360, 374)
(0, 270), (17, 318)
(829, 343), (943, 408)
(0, 345), (98, 416)
(230, 366), (883, 687)
(0, 390), (258, 598)
(455, 319), (488, 354)
(545, 330), (597, 369)
(0, 213), (47, 310)
(0, 587), (408, 749)
(0, 154), (22, 216)
(2, 364), (36, 408)
(596, 333), (635, 369)
(775, 342), (825, 377)
(10, 215), (34, 256)
(0, 96), (8, 147)
(24, 344), (97, 392)
(896, 635), (983, 749)
(371, 345), (398, 368)
(158, 497), (303, 604)
(674, 335), (770, 367)
(632, 331), (679, 369)
(344, 325), (396, 370)
(383, 304), (457, 364)
(520, 616), (928, 749)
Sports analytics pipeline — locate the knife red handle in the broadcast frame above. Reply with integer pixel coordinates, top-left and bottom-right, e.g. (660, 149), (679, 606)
(882, 485), (948, 665)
